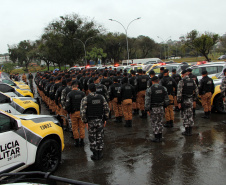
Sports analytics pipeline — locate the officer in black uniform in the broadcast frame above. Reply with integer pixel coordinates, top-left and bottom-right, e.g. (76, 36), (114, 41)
(66, 81), (86, 147)
(55, 79), (67, 115)
(160, 69), (177, 127)
(94, 77), (109, 102)
(80, 84), (110, 160)
(129, 70), (138, 114)
(135, 69), (149, 118)
(158, 67), (165, 80)
(147, 70), (156, 88)
(109, 77), (122, 123)
(101, 72), (113, 90)
(199, 70), (214, 119)
(118, 77), (136, 127)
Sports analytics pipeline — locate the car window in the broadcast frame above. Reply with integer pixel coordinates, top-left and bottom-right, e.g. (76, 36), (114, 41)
(0, 113), (12, 133)
(0, 93), (10, 103)
(2, 79), (16, 86)
(152, 67), (161, 74)
(206, 66), (218, 74)
(192, 68), (201, 76)
(217, 66), (223, 72)
(0, 84), (14, 92)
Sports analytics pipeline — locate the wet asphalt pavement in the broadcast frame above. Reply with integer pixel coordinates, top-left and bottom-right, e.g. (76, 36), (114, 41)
(40, 101), (226, 185)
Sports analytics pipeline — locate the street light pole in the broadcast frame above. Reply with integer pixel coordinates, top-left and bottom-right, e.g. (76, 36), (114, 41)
(109, 17), (141, 65)
(73, 37), (94, 66)
(157, 36), (171, 61)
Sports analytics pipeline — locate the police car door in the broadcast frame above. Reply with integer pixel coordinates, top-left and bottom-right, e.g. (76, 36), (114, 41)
(0, 92), (19, 114)
(0, 112), (27, 172)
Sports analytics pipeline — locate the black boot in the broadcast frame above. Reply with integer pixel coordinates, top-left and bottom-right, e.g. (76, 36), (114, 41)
(151, 134), (160, 142)
(201, 112), (209, 119)
(159, 133), (163, 142)
(164, 121), (171, 127)
(174, 106), (180, 112)
(170, 120), (174, 127)
(91, 151), (98, 160)
(118, 116), (122, 123)
(193, 108), (196, 118)
(188, 127), (192, 136)
(109, 111), (112, 119)
(114, 117), (119, 122)
(74, 139), (80, 147)
(124, 120), (129, 127)
(143, 111), (147, 118)
(208, 111), (211, 118)
(126, 120), (132, 127)
(98, 150), (103, 160)
(80, 139), (84, 146)
(133, 109), (137, 115)
(140, 110), (144, 118)
(182, 127), (189, 136)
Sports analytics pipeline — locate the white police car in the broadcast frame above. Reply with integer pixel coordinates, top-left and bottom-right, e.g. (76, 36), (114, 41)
(0, 110), (64, 174)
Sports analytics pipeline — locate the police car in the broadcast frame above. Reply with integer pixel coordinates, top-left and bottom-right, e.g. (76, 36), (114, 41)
(0, 83), (34, 98)
(0, 92), (40, 115)
(0, 110), (64, 173)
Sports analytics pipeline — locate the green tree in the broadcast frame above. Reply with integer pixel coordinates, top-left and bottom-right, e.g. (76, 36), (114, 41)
(183, 30), (219, 61)
(87, 47), (107, 64)
(2, 62), (16, 73)
(43, 14), (103, 67)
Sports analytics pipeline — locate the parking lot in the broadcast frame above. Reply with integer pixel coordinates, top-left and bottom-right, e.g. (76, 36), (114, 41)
(40, 100), (226, 185)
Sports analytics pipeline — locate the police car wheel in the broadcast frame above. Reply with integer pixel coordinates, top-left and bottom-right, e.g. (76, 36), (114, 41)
(35, 139), (61, 172)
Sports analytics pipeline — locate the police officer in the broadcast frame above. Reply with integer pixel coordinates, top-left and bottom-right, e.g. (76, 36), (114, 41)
(145, 76), (169, 142)
(147, 70), (156, 88)
(66, 81), (86, 147)
(160, 69), (177, 127)
(94, 77), (109, 102)
(109, 77), (123, 123)
(171, 69), (181, 112)
(177, 70), (198, 136)
(118, 77), (136, 127)
(199, 71), (214, 119)
(49, 76), (62, 114)
(55, 79), (67, 116)
(135, 69), (149, 118)
(187, 68), (199, 117)
(158, 67), (165, 80)
(80, 84), (110, 160)
(129, 70), (138, 114)
(28, 72), (34, 92)
(220, 68), (226, 124)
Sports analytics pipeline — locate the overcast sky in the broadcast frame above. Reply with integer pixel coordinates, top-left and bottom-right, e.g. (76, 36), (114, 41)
(1, 0), (225, 53)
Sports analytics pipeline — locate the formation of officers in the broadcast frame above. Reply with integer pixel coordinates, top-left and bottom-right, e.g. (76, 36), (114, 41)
(34, 66), (226, 160)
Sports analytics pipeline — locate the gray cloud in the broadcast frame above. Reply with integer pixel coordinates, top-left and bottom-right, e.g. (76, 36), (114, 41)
(0, 0), (225, 53)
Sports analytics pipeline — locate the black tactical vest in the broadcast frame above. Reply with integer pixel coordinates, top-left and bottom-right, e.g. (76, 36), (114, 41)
(121, 84), (133, 99)
(162, 76), (174, 95)
(182, 78), (195, 96)
(72, 94), (83, 112)
(138, 75), (148, 91)
(150, 85), (165, 105)
(202, 76), (213, 93)
(87, 94), (104, 117)
(96, 84), (105, 97)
